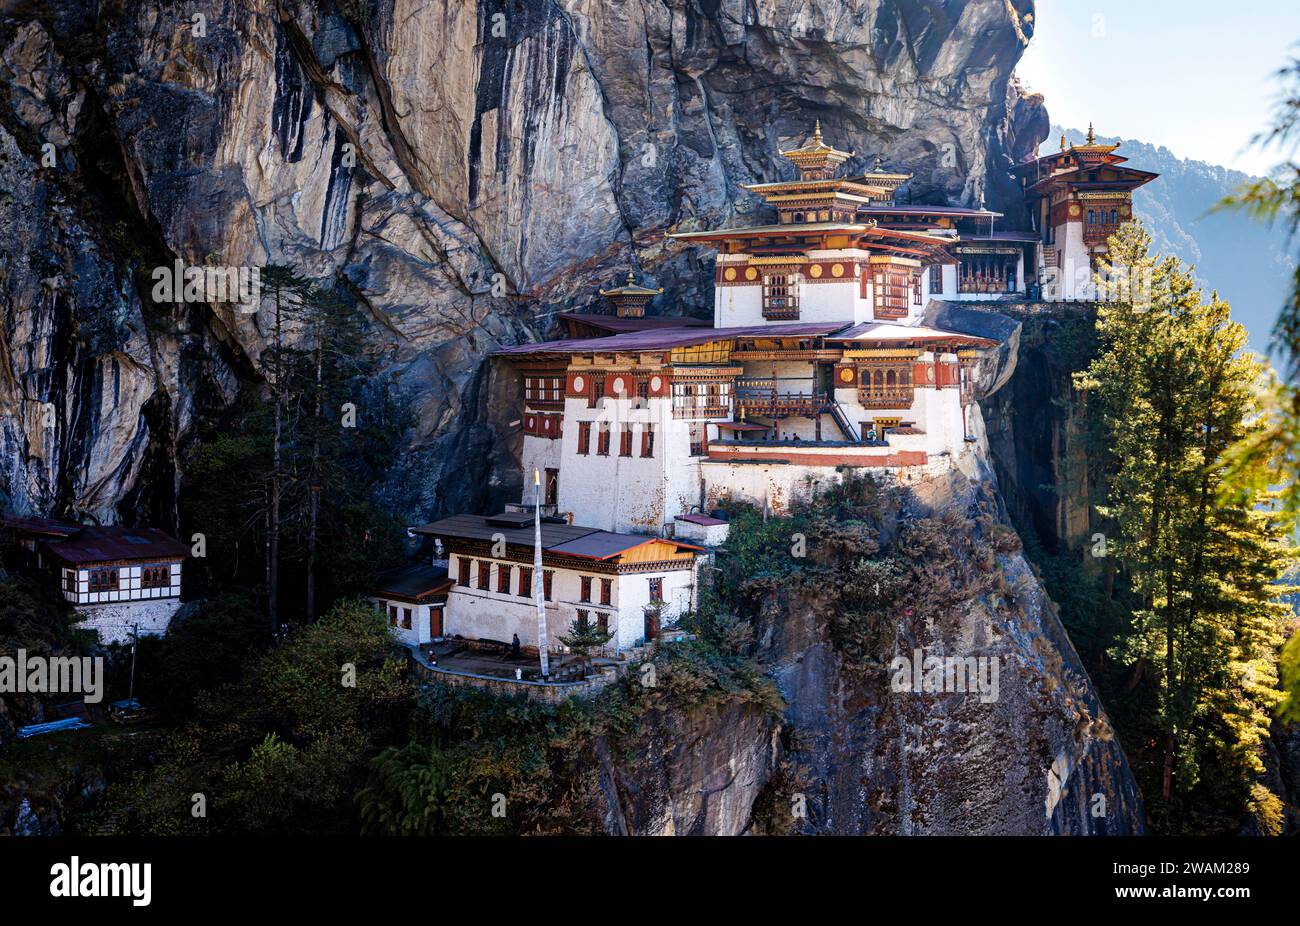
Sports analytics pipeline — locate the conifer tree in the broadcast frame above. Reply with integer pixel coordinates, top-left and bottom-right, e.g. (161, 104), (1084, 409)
(1077, 223), (1297, 819)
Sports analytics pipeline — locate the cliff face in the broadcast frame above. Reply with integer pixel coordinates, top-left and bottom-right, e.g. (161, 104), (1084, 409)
(0, 0), (1040, 523)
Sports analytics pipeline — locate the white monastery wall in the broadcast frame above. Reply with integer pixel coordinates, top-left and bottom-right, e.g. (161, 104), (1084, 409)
(75, 598), (183, 644)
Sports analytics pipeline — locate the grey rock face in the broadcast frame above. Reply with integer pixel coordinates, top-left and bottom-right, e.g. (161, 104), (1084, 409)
(0, 0), (1039, 522)
(753, 471), (1144, 835)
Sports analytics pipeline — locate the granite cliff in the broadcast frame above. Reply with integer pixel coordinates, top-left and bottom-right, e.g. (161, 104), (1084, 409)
(0, 1), (1152, 836)
(0, 0), (1041, 523)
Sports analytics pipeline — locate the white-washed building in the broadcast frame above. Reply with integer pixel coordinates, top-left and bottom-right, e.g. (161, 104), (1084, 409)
(370, 564), (453, 646)
(410, 512), (700, 654)
(40, 526), (189, 644)
(494, 126), (998, 531)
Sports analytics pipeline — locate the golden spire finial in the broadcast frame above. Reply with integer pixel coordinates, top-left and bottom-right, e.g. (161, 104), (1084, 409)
(626, 270), (636, 285)
(1086, 122), (1095, 145)
(811, 119), (823, 146)
(872, 153), (884, 171)
(1060, 133), (1066, 151)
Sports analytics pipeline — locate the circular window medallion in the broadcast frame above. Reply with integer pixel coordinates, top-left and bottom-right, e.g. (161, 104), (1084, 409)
(649, 376), (662, 392)
(1068, 203), (1081, 218)
(831, 263), (844, 277)
(809, 264), (823, 279)
(572, 375), (584, 392)
(723, 267), (737, 281)
(744, 266), (758, 281)
(839, 367), (855, 384)
(612, 377), (625, 394)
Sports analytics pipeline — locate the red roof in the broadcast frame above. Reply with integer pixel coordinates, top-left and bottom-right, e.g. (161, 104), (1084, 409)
(675, 514), (728, 526)
(556, 313), (711, 334)
(44, 526), (190, 564)
(2, 515), (82, 538)
(861, 204), (1003, 218)
(493, 321), (849, 356)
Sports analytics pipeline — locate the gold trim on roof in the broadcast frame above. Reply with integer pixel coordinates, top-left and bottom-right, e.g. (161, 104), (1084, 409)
(599, 270), (663, 297)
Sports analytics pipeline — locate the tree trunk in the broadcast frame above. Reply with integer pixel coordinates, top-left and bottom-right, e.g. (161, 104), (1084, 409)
(269, 290), (283, 631)
(306, 337), (323, 622)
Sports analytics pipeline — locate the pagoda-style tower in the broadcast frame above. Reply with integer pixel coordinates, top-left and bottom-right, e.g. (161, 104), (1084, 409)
(1013, 124), (1158, 297)
(598, 272), (663, 318)
(856, 154), (913, 203)
(671, 123), (956, 327)
(740, 121), (894, 225)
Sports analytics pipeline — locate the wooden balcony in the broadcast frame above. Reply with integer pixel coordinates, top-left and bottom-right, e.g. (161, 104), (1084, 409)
(736, 379), (829, 418)
(858, 386), (915, 409)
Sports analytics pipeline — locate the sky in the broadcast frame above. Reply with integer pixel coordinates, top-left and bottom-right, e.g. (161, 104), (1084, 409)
(1016, 1), (1300, 176)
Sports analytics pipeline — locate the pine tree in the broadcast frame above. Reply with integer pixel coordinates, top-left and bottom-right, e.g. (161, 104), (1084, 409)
(1077, 222), (1297, 824)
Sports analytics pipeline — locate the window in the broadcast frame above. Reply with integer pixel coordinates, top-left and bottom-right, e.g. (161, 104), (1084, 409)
(477, 561), (490, 591)
(64, 571), (76, 593)
(543, 570), (554, 601)
(388, 604), (398, 626)
(912, 270), (922, 302)
(402, 608), (412, 630)
(597, 424), (611, 456)
(545, 468), (559, 506)
(458, 557), (471, 587)
(619, 424), (633, 457)
(580, 576), (592, 602)
(576, 608), (589, 627)
(600, 578), (612, 606)
(928, 264), (942, 294)
(872, 266), (911, 318)
(648, 577), (663, 603)
(858, 363), (914, 408)
(497, 564), (512, 593)
(588, 377), (605, 409)
(89, 568), (119, 592)
(518, 566), (532, 597)
(577, 421), (591, 455)
(635, 378), (650, 402)
(641, 425), (655, 458)
(597, 613), (609, 634)
(142, 565), (170, 589)
(761, 273), (799, 320)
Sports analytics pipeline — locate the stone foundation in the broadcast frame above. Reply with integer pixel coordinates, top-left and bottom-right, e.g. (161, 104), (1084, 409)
(73, 598), (182, 644)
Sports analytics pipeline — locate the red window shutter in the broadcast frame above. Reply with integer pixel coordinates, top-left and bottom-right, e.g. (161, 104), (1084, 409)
(578, 421), (590, 455)
(518, 566), (532, 597)
(458, 558), (471, 586)
(600, 578), (612, 606)
(543, 570), (554, 601)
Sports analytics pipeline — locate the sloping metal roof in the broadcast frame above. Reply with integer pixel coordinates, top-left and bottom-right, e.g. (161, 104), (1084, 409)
(45, 526), (190, 564)
(860, 204), (1003, 218)
(1, 515), (82, 537)
(548, 531), (702, 560)
(675, 514), (728, 526)
(828, 322), (997, 345)
(556, 313), (711, 333)
(411, 514), (700, 559)
(372, 564), (453, 602)
(493, 321), (849, 356)
(411, 513), (596, 548)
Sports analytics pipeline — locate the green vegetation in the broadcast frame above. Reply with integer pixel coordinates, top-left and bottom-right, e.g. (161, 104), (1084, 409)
(82, 599), (411, 835)
(1041, 221), (1299, 835)
(357, 640), (783, 836)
